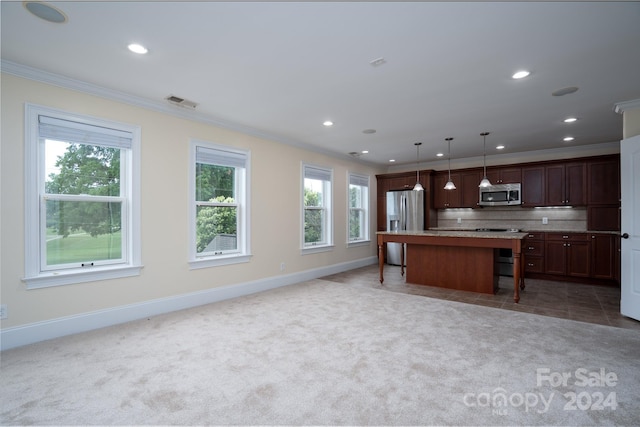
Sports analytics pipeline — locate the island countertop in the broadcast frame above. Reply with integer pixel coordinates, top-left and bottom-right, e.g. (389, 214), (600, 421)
(376, 230), (527, 302)
(376, 230), (528, 240)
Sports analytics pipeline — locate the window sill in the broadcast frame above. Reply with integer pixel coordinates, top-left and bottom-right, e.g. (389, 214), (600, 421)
(24, 265), (143, 290)
(347, 240), (371, 248)
(301, 244), (334, 255)
(189, 254), (252, 270)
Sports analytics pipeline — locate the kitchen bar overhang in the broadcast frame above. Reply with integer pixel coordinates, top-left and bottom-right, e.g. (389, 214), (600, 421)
(376, 230), (528, 303)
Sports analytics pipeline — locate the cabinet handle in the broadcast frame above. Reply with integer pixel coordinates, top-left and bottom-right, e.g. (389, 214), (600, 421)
(563, 235), (569, 239)
(528, 246), (534, 250)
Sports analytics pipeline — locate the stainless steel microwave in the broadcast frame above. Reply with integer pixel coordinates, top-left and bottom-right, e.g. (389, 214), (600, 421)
(478, 183), (522, 206)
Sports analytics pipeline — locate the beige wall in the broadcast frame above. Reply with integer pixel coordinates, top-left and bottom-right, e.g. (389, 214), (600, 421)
(0, 73), (383, 330)
(622, 108), (640, 139)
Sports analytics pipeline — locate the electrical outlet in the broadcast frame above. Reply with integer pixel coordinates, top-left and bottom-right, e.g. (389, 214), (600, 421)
(0, 304), (7, 320)
(280, 262), (285, 272)
(457, 218), (462, 224)
(542, 217), (548, 225)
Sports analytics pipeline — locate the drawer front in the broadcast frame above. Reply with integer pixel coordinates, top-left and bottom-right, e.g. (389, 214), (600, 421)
(524, 243), (544, 256)
(546, 233), (588, 242)
(525, 256), (544, 273)
(524, 233), (544, 241)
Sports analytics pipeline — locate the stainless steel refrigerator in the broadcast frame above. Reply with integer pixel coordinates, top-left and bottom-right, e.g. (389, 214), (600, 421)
(386, 190), (425, 265)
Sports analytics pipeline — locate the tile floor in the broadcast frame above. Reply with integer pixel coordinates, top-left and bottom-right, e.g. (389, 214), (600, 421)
(321, 264), (640, 331)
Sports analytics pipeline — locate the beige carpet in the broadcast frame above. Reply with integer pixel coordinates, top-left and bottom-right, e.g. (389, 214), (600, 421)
(1, 278), (639, 426)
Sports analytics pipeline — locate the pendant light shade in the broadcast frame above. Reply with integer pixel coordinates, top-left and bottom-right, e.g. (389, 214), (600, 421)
(444, 137), (456, 190)
(413, 142), (424, 191)
(479, 132), (492, 188)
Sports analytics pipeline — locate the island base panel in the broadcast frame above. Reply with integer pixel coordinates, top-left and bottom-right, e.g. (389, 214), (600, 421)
(406, 245), (499, 294)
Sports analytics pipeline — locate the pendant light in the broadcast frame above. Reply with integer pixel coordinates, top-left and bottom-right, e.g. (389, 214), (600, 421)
(479, 132), (492, 188)
(413, 142), (424, 191)
(444, 137), (456, 190)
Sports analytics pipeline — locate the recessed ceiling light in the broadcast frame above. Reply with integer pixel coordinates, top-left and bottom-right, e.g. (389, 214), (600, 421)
(563, 136), (575, 142)
(563, 117), (578, 123)
(128, 43), (148, 54)
(323, 120), (334, 127)
(436, 153), (444, 157)
(496, 145), (505, 150)
(361, 150), (369, 154)
(389, 159), (396, 163)
(512, 70), (530, 79)
(24, 1), (67, 23)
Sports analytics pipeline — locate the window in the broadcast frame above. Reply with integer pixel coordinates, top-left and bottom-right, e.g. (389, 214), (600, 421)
(189, 140), (250, 268)
(348, 173), (370, 244)
(24, 104), (141, 288)
(302, 164), (333, 253)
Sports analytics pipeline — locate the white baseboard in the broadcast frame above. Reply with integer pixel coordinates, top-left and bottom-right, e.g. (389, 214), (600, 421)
(0, 257), (377, 351)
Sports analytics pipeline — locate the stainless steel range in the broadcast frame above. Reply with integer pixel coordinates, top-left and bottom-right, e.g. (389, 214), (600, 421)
(475, 228), (521, 276)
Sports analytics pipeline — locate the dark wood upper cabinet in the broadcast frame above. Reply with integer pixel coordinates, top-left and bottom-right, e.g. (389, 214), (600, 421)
(460, 170), (482, 208)
(433, 172), (461, 209)
(587, 157), (620, 205)
(545, 162), (586, 206)
(521, 166), (545, 206)
(486, 166), (521, 185)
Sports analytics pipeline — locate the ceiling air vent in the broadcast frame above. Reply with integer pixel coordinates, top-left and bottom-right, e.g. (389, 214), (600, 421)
(165, 95), (198, 109)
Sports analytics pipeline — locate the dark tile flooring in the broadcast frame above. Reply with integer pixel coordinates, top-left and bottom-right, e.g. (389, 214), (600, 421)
(321, 264), (640, 331)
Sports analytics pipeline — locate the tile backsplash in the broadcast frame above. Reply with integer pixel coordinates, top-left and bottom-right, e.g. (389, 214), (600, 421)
(436, 206), (587, 232)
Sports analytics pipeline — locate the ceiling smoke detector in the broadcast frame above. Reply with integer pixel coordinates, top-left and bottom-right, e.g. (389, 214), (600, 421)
(165, 95), (198, 109)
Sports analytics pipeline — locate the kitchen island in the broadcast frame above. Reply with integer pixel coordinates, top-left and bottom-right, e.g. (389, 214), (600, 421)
(377, 230), (528, 303)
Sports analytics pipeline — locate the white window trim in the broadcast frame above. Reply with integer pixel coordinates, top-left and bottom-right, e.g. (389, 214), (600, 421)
(23, 104), (142, 289)
(347, 172), (371, 247)
(301, 163), (334, 255)
(188, 139), (252, 269)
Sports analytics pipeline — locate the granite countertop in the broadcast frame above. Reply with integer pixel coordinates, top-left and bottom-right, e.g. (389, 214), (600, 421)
(429, 227), (620, 235)
(376, 230), (528, 239)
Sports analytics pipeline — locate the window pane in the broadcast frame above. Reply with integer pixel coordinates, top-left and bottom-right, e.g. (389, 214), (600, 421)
(349, 209), (364, 240)
(304, 208), (324, 244)
(196, 163), (235, 202)
(304, 179), (323, 207)
(349, 184), (362, 208)
(45, 200), (122, 265)
(45, 141), (121, 197)
(196, 205), (238, 254)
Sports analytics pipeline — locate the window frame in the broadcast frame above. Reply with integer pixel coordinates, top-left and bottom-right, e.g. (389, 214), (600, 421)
(23, 104), (142, 289)
(347, 172), (371, 246)
(301, 163), (334, 254)
(188, 139), (251, 269)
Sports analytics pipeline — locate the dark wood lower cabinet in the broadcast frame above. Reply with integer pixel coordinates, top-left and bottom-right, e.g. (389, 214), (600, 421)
(528, 232), (618, 285)
(590, 234), (615, 280)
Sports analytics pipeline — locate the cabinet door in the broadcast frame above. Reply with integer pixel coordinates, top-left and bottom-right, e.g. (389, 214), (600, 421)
(460, 170), (481, 208)
(522, 166), (545, 206)
(545, 162), (586, 206)
(588, 158), (620, 205)
(486, 167), (521, 184)
(565, 162), (586, 206)
(590, 234), (614, 279)
(498, 167), (522, 184)
(545, 241), (567, 275)
(433, 172), (460, 208)
(545, 164), (565, 206)
(567, 240), (590, 278)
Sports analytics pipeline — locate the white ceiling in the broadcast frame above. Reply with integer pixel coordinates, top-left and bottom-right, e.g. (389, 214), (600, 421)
(2, 1), (639, 167)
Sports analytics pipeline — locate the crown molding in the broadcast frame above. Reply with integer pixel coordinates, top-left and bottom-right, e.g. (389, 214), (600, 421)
(1, 60), (370, 165)
(614, 98), (640, 114)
